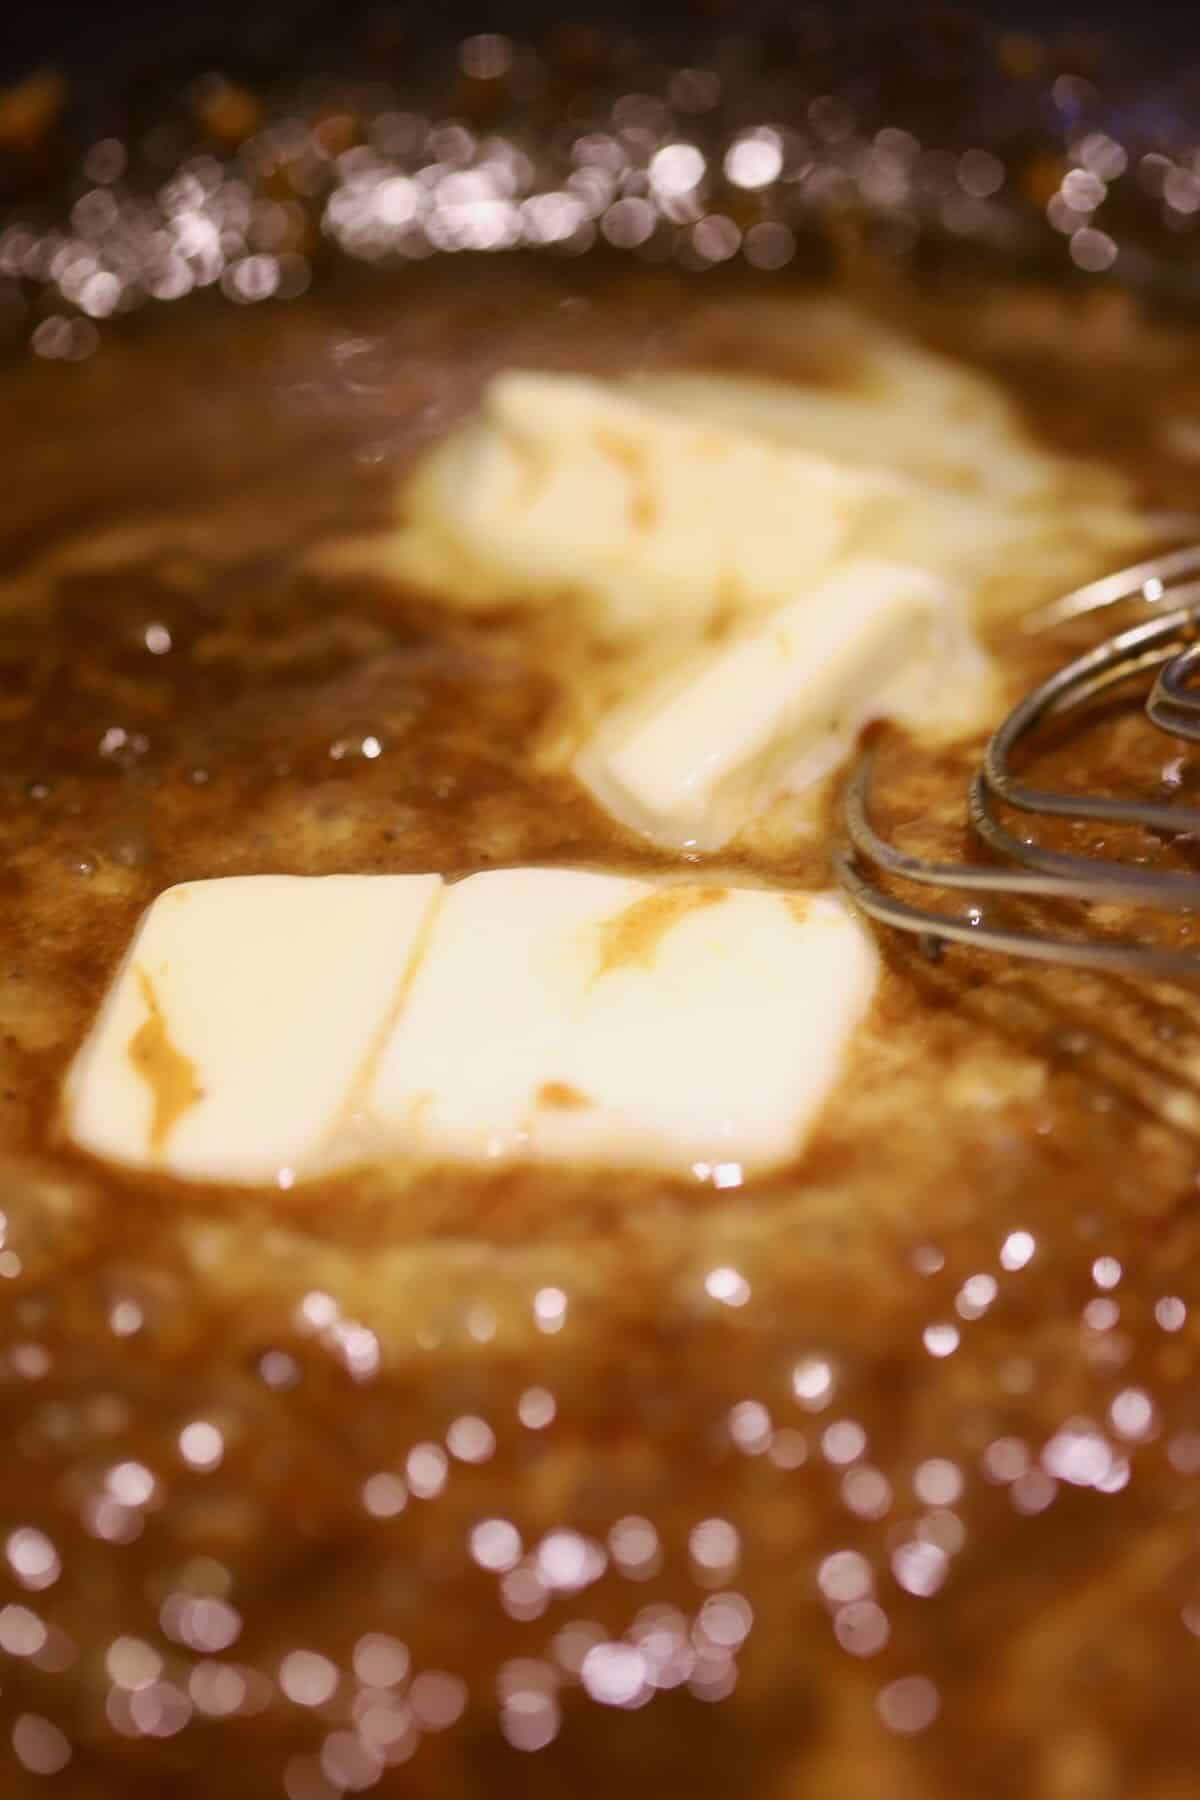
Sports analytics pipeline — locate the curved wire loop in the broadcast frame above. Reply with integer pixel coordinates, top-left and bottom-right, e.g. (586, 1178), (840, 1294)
(836, 549), (1200, 978)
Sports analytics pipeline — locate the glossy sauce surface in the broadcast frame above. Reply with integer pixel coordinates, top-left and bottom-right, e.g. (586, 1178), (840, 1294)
(5, 262), (1200, 1798)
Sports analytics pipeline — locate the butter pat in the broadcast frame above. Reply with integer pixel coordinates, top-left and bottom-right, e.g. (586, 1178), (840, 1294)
(389, 372), (895, 640)
(628, 364), (1144, 616)
(65, 870), (878, 1185)
(64, 875), (442, 1183)
(575, 557), (992, 851)
(368, 869), (878, 1175)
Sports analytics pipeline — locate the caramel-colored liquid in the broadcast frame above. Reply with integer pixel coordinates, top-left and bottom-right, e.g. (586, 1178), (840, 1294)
(4, 262), (1200, 1799)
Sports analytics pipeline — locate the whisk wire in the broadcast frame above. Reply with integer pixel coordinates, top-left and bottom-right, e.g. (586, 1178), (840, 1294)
(1148, 640), (1200, 740)
(837, 548), (1200, 978)
(1021, 547), (1200, 631)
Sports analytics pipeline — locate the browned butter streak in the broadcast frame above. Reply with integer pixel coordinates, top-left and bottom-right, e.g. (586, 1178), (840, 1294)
(594, 886), (727, 978)
(592, 427), (659, 530)
(128, 966), (203, 1154)
(537, 1081), (593, 1110)
(510, 430), (552, 516)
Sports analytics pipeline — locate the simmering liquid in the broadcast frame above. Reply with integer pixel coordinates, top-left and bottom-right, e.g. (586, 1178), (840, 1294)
(4, 259), (1200, 1798)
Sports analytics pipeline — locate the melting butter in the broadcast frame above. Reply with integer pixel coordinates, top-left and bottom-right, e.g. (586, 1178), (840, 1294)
(66, 870), (879, 1185)
(343, 313), (1143, 851)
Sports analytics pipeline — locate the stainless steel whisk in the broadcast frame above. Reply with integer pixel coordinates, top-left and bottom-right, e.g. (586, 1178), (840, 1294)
(835, 545), (1200, 978)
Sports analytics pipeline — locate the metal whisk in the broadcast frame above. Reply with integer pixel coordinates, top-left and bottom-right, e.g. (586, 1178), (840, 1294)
(835, 545), (1200, 978)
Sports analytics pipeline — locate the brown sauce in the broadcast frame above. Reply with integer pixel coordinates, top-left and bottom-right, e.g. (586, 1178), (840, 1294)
(4, 260), (1200, 1798)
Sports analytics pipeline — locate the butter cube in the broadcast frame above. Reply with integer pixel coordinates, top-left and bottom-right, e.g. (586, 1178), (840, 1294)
(391, 372), (894, 640)
(574, 557), (991, 851)
(64, 875), (442, 1183)
(369, 868), (878, 1176)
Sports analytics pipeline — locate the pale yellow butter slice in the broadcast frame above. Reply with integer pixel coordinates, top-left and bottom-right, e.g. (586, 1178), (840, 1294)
(63, 874), (442, 1184)
(574, 556), (993, 852)
(390, 371), (896, 640)
(368, 868), (878, 1176)
(629, 351), (1053, 498)
(628, 364), (1144, 613)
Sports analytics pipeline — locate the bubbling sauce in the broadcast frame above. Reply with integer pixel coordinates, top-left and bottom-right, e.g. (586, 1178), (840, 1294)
(4, 261), (1200, 1798)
